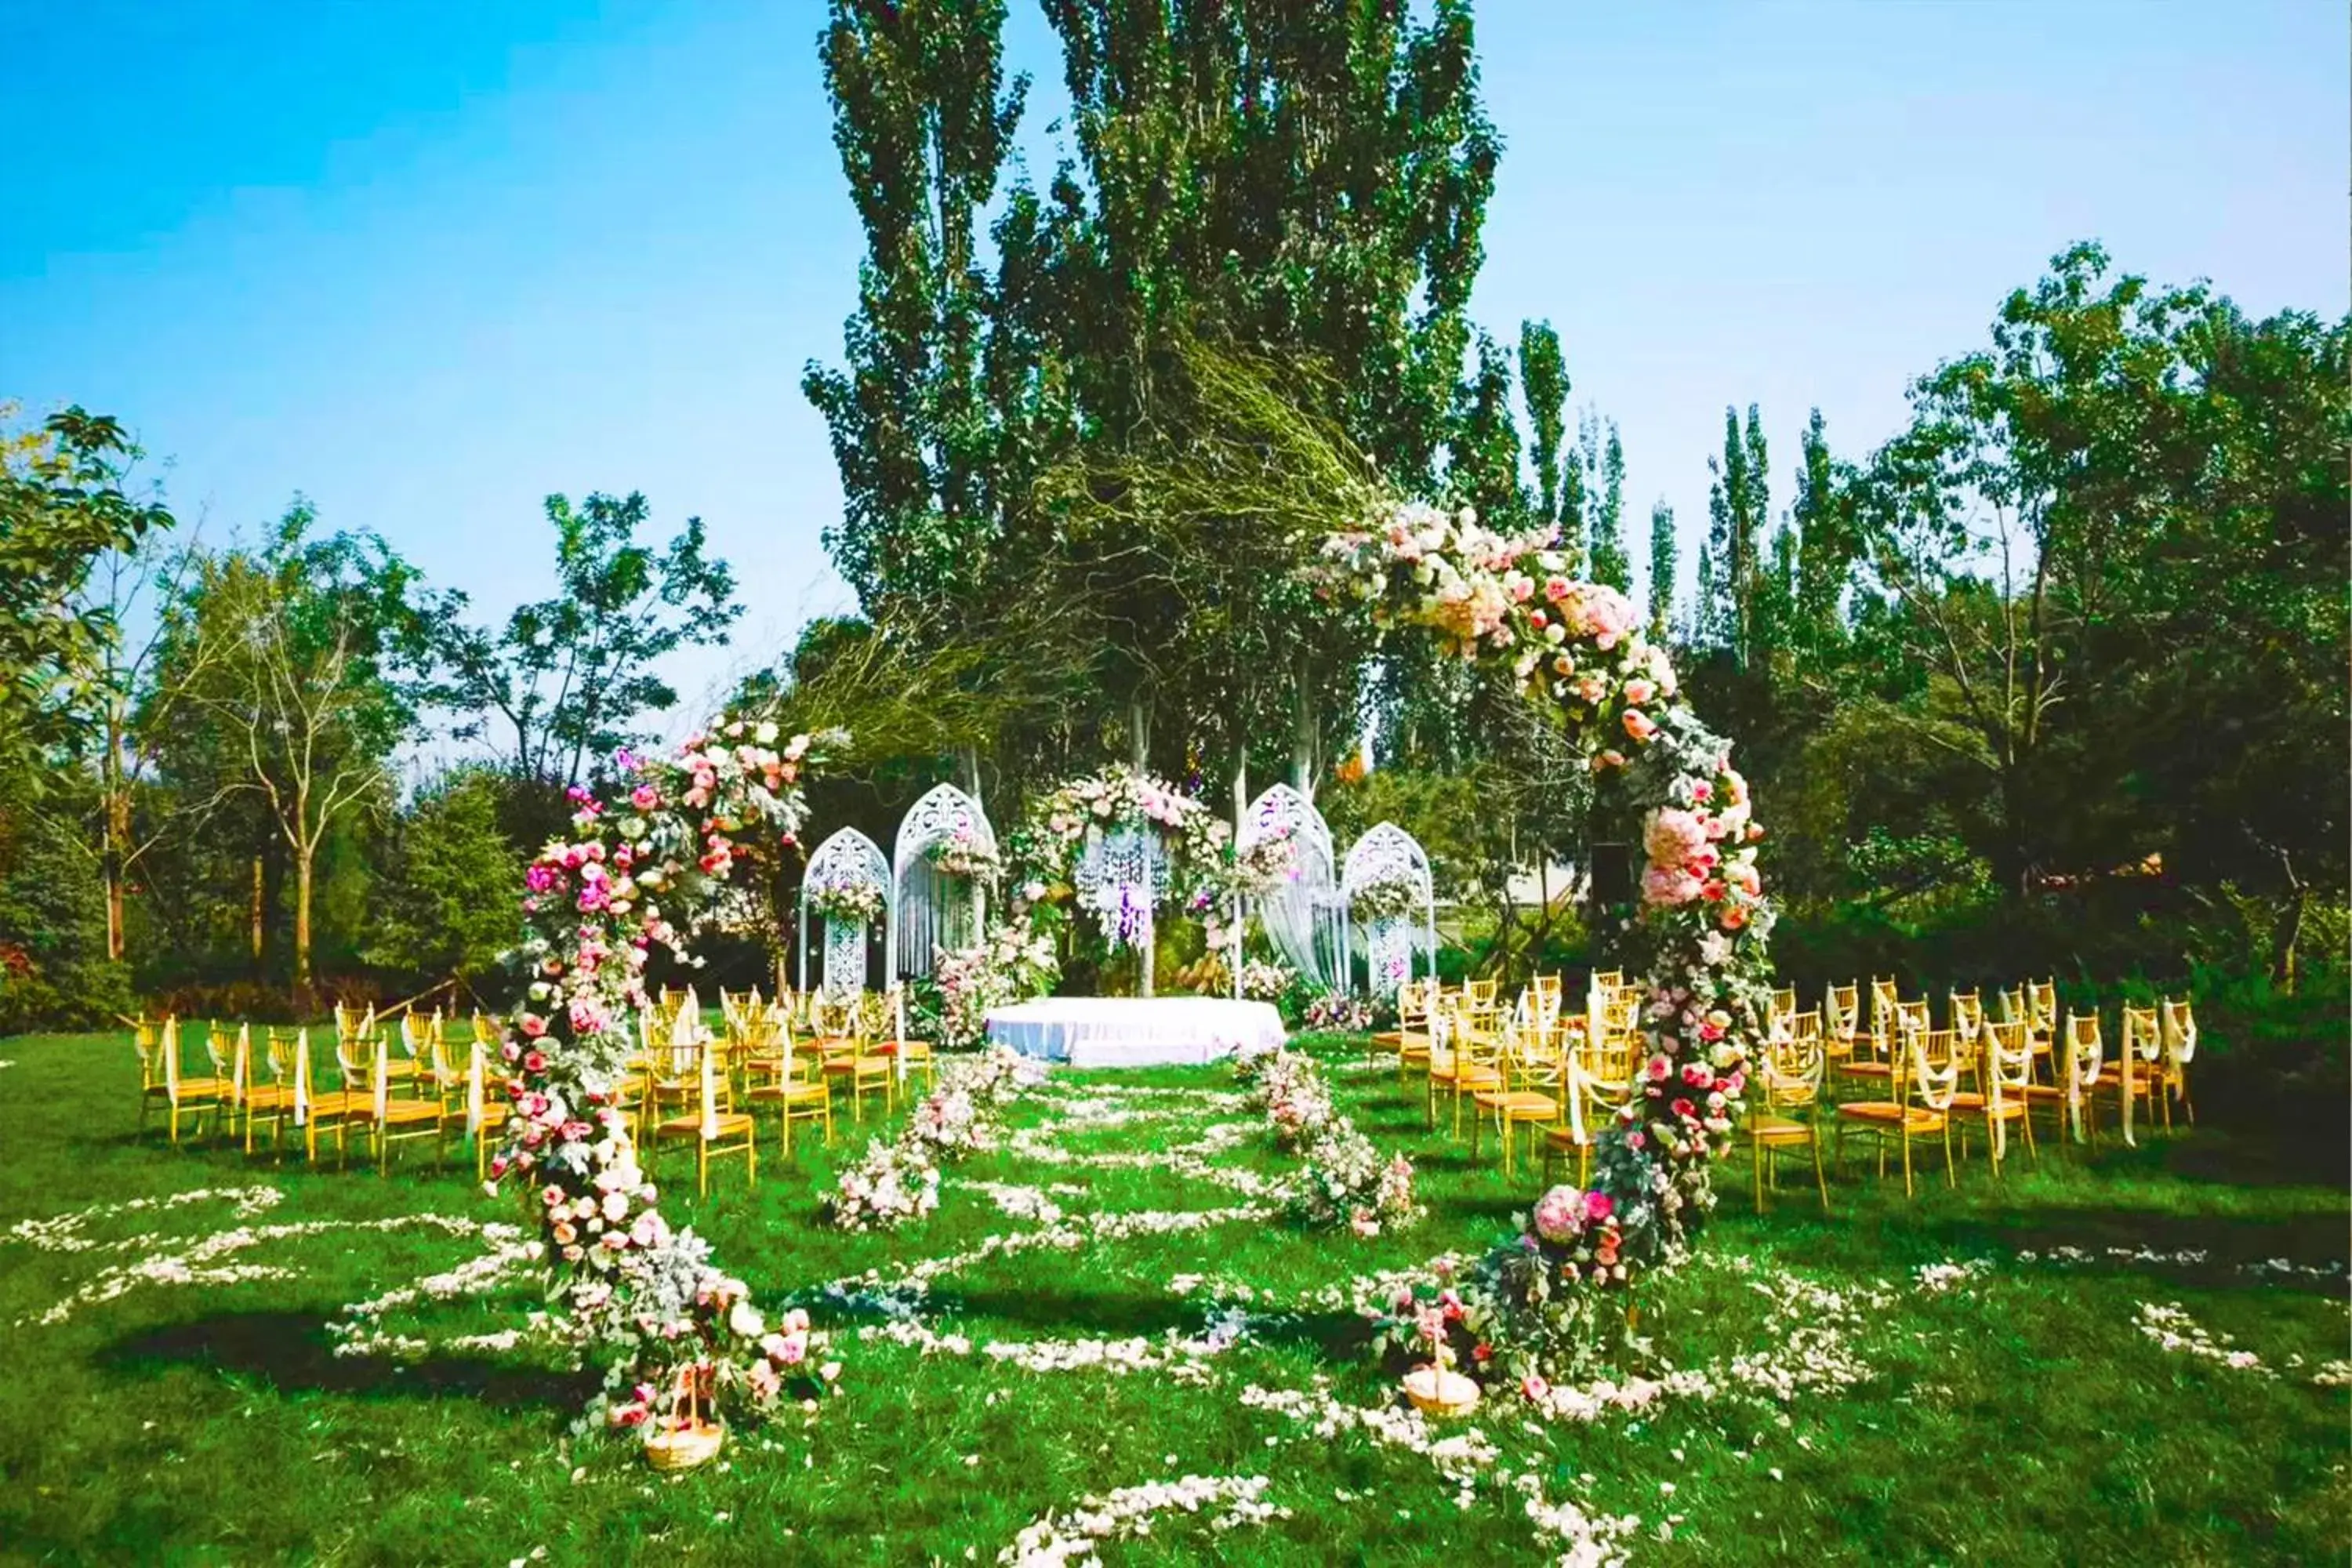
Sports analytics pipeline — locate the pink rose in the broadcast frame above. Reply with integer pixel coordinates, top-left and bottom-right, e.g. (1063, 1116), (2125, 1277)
(1644, 808), (1710, 869)
(1522, 1374), (1551, 1402)
(1583, 1190), (1615, 1224)
(1623, 709), (1659, 742)
(1623, 677), (1656, 706)
(1532, 1185), (1584, 1243)
(1642, 866), (1704, 906)
(520, 1014), (548, 1039)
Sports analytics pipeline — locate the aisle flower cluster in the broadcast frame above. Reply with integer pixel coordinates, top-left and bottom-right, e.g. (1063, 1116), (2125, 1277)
(1300, 992), (1374, 1033)
(823, 1045), (1044, 1231)
(923, 819), (1003, 883)
(1239, 1047), (1418, 1236)
(495, 720), (848, 1432)
(1319, 496), (1775, 1379)
(1237, 958), (1297, 1004)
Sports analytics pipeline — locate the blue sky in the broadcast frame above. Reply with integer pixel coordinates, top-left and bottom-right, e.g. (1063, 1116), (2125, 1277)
(4, 1), (2343, 736)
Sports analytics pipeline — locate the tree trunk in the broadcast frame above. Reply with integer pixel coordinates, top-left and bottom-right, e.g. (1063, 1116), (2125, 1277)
(292, 850), (314, 1005)
(1290, 658), (1317, 798)
(249, 857), (266, 965)
(103, 793), (127, 962)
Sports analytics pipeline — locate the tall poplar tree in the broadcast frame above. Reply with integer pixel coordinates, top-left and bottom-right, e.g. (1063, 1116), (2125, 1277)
(1646, 499), (1678, 641)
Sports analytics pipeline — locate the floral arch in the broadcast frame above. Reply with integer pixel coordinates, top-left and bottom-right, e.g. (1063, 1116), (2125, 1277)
(1236, 783), (1346, 993)
(1322, 500), (1770, 1316)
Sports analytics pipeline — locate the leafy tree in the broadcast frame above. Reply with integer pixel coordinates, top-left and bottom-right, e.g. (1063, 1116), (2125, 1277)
(1519, 320), (1568, 530)
(154, 504), (425, 1000)
(365, 767), (524, 994)
(1646, 499), (1678, 641)
(1588, 417), (1629, 590)
(430, 492), (740, 788)
(1789, 408), (1857, 657)
(1701, 404), (1769, 662)
(0, 406), (173, 762)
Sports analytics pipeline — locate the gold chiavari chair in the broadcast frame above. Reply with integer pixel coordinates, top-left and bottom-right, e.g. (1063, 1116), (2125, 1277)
(1396, 982), (1447, 1087)
(872, 985), (936, 1093)
(653, 1035), (757, 1198)
(2116, 1004), (2167, 1145)
(1824, 982), (1860, 1069)
(1428, 998), (1504, 1134)
(742, 1006), (833, 1156)
(2057, 1010), (2111, 1145)
(1965, 1018), (2038, 1177)
(1839, 978), (1901, 1089)
(1744, 1022), (1829, 1211)
(241, 1025), (304, 1157)
(1370, 975), (1428, 1073)
(350, 1029), (449, 1175)
(1472, 1013), (1564, 1175)
(296, 1026), (361, 1163)
(2158, 996), (2198, 1128)
(1541, 1017), (1637, 1188)
(1769, 986), (1799, 1033)
(821, 994), (895, 1122)
(1835, 1022), (1957, 1197)
(448, 1020), (514, 1185)
(2025, 979), (2059, 1058)
(142, 1016), (229, 1145)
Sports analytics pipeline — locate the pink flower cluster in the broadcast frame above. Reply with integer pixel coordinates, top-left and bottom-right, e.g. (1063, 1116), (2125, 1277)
(1639, 771), (1764, 933)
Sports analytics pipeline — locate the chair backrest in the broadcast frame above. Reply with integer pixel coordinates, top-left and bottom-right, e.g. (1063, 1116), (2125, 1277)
(1896, 998), (1930, 1040)
(1465, 978), (1499, 1010)
(1770, 986), (1798, 1025)
(1825, 982), (1860, 1045)
(1787, 1007), (1824, 1045)
(265, 1026), (296, 1084)
(1762, 1029), (1825, 1109)
(1948, 989), (1983, 1038)
(1869, 976), (1900, 1034)
(2027, 980), (2057, 1033)
(2063, 1010), (2103, 1094)
(2121, 1004), (2160, 1064)
(1908, 1027), (1962, 1111)
(1983, 1019), (2034, 1104)
(1994, 985), (2027, 1025)
(2159, 997), (2198, 1066)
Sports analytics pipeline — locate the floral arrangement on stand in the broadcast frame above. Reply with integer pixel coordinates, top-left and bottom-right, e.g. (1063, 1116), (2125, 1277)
(1017, 767), (1232, 949)
(1347, 874), (1422, 923)
(803, 869), (885, 925)
(1236, 957), (1296, 1004)
(1300, 992), (1374, 1033)
(1318, 496), (1773, 1392)
(1237, 1045), (1419, 1236)
(822, 1044), (1043, 1231)
(931, 902), (1062, 1052)
(493, 720), (851, 1442)
(922, 819), (1003, 884)
(1225, 822), (1302, 900)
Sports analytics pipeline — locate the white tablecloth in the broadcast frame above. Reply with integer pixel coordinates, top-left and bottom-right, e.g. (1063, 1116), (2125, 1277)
(985, 997), (1287, 1068)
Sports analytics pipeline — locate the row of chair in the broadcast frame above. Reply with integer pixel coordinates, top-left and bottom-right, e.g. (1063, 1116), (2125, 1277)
(128, 984), (941, 1196)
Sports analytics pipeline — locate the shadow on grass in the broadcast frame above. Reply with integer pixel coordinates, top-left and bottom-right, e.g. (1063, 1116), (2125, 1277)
(1912, 1205), (2350, 1294)
(97, 1310), (594, 1410)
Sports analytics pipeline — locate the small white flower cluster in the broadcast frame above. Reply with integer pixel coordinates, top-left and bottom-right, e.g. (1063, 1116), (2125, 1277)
(2135, 1301), (2273, 1376)
(1239, 1380), (1501, 1490)
(1000, 1474), (1287, 1567)
(1914, 1258), (1994, 1294)
(860, 1317), (1241, 1383)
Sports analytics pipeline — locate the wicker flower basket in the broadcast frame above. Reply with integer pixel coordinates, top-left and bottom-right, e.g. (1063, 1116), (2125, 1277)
(1401, 1365), (1480, 1418)
(644, 1367), (726, 1472)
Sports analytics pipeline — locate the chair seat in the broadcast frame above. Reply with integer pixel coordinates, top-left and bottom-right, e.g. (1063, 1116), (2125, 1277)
(1476, 1091), (1559, 1119)
(243, 1085), (299, 1109)
(873, 1039), (933, 1058)
(1542, 1124), (1594, 1150)
(1747, 1111), (1816, 1142)
(1835, 1102), (1944, 1132)
(1839, 1062), (1893, 1080)
(1438, 1065), (1503, 1090)
(172, 1076), (234, 1098)
(822, 1055), (891, 1076)
(369, 1099), (443, 1126)
(746, 1081), (830, 1106)
(656, 1112), (756, 1139)
(1370, 1030), (1405, 1047)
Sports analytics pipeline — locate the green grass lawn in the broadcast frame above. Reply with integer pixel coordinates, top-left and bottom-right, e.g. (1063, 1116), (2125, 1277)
(0, 1029), (2345, 1566)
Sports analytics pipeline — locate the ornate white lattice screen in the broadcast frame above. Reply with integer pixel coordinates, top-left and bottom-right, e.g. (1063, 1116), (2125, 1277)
(797, 826), (891, 996)
(890, 783), (996, 979)
(1241, 784), (1346, 993)
(1341, 822), (1437, 1000)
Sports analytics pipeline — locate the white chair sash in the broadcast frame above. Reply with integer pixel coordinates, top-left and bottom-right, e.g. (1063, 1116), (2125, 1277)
(293, 1027), (312, 1126)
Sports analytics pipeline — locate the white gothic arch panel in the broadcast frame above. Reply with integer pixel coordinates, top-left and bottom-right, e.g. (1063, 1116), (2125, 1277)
(1341, 821), (1438, 999)
(1240, 783), (1345, 992)
(890, 782), (997, 978)
(797, 826), (891, 996)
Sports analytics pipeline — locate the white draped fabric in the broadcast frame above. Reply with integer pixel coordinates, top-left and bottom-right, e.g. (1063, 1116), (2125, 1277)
(985, 997), (1287, 1067)
(1341, 822), (1437, 999)
(891, 783), (996, 978)
(1240, 784), (1347, 991)
(798, 826), (891, 996)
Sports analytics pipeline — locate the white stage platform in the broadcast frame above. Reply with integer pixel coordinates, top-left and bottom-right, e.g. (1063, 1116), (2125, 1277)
(985, 996), (1287, 1068)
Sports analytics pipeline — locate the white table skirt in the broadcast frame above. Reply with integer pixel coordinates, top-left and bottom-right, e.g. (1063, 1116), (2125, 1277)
(985, 997), (1288, 1068)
